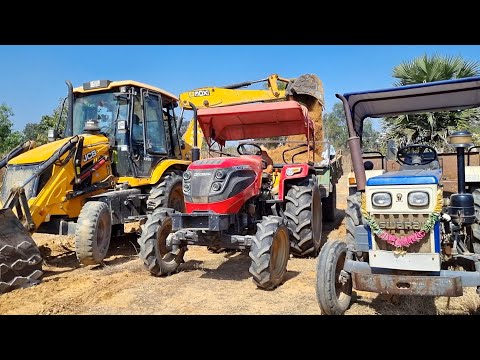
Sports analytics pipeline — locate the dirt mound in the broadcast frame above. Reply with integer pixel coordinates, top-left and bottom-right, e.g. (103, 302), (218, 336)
(269, 98), (324, 164)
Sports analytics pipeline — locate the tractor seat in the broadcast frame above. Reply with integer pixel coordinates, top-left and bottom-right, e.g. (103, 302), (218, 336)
(262, 172), (272, 182)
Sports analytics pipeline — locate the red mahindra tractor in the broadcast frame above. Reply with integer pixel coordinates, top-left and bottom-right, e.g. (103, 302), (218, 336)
(138, 100), (324, 290)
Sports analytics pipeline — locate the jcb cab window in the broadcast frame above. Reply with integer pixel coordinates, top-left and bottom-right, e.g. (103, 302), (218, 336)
(72, 92), (125, 138)
(144, 94), (167, 154)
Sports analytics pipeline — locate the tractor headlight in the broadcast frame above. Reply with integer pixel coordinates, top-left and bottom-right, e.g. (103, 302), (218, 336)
(286, 167), (302, 177)
(183, 182), (191, 193)
(211, 182), (222, 192)
(372, 192), (392, 207)
(215, 170), (226, 179)
(183, 171), (191, 181)
(408, 191), (429, 207)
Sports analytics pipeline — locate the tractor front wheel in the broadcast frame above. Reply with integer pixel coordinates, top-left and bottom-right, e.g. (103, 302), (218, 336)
(315, 240), (352, 315)
(138, 208), (186, 276)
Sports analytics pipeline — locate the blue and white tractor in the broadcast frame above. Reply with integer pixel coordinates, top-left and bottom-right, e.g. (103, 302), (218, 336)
(316, 77), (480, 314)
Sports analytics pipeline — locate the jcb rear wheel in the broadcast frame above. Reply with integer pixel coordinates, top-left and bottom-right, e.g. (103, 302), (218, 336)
(249, 216), (290, 290)
(147, 171), (184, 213)
(75, 201), (112, 265)
(316, 240), (352, 315)
(138, 208), (186, 276)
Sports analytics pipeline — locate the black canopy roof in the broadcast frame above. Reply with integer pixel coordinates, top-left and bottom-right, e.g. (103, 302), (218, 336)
(337, 76), (480, 137)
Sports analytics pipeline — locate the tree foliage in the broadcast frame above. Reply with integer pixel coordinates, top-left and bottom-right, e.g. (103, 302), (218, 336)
(383, 53), (480, 148)
(0, 103), (23, 155)
(323, 102), (380, 152)
(22, 98), (67, 145)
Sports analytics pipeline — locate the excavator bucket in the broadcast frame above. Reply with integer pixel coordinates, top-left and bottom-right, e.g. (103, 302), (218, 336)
(286, 74), (324, 105)
(0, 208), (43, 294)
(285, 74), (326, 159)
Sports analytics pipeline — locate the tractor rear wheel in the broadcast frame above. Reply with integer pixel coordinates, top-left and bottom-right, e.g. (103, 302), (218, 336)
(138, 208), (186, 276)
(345, 192), (364, 245)
(322, 184), (336, 223)
(470, 187), (480, 254)
(0, 208), (43, 294)
(147, 171), (185, 213)
(285, 176), (323, 258)
(75, 201), (112, 265)
(316, 240), (352, 315)
(249, 216), (290, 290)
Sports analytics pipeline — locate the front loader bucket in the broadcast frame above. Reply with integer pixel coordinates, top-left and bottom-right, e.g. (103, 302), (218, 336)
(285, 74), (325, 158)
(0, 208), (43, 294)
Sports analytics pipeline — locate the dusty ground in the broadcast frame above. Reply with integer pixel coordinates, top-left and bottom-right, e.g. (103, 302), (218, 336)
(0, 174), (479, 315)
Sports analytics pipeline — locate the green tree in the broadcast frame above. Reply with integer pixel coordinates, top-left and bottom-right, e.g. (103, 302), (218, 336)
(0, 103), (23, 155)
(323, 102), (348, 151)
(23, 98), (67, 145)
(383, 53), (480, 149)
(323, 102), (380, 152)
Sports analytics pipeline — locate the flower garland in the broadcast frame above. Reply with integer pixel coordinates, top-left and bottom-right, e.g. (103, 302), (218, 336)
(360, 189), (442, 249)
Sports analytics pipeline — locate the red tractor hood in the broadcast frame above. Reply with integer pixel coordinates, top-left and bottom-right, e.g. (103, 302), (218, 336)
(188, 155), (263, 171)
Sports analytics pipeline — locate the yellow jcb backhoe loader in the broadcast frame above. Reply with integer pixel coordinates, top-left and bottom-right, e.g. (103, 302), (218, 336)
(0, 79), (202, 294)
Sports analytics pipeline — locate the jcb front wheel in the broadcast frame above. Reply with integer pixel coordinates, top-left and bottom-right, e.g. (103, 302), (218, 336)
(75, 201), (112, 265)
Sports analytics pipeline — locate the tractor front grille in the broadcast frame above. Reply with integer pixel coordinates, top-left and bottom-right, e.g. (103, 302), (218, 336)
(373, 213), (431, 253)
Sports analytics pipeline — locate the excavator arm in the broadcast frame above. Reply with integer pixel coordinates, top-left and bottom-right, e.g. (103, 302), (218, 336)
(179, 74), (292, 110)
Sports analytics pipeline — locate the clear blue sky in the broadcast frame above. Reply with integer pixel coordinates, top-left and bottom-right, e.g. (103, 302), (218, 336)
(1, 45), (480, 131)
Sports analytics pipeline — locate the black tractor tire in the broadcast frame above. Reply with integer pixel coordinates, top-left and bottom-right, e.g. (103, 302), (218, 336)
(249, 216), (290, 290)
(345, 192), (364, 245)
(75, 201), (112, 265)
(322, 184), (337, 223)
(138, 208), (186, 276)
(470, 187), (480, 254)
(0, 238), (43, 294)
(316, 240), (352, 315)
(285, 177), (324, 258)
(147, 171), (185, 213)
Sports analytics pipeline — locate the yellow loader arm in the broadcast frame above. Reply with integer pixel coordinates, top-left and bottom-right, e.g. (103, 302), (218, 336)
(179, 74), (292, 110)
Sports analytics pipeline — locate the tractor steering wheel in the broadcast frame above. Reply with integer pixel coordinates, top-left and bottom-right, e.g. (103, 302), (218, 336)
(396, 144), (438, 166)
(237, 143), (263, 156)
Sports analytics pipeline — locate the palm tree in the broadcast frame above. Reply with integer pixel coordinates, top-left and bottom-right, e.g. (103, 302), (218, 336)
(382, 53), (480, 150)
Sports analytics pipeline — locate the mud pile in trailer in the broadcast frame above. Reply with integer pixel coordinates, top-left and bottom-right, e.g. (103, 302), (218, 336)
(269, 82), (324, 164)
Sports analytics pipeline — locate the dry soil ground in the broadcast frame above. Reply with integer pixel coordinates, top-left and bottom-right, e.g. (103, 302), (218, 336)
(0, 174), (479, 315)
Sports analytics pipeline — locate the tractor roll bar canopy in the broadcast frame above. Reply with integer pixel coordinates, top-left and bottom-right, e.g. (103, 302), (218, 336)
(196, 100), (314, 147)
(336, 75), (480, 192)
(337, 76), (480, 139)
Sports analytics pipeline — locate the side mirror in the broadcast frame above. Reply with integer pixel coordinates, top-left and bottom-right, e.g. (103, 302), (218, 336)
(386, 139), (397, 161)
(48, 128), (58, 142)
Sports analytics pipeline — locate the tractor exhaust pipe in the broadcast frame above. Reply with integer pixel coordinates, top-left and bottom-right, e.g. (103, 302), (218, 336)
(189, 102), (200, 161)
(447, 130), (475, 225)
(336, 94), (366, 191)
(65, 80), (74, 137)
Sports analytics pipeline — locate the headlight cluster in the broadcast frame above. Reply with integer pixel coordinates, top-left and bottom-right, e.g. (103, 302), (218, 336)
(407, 191), (429, 207)
(211, 170), (226, 193)
(372, 192), (392, 207)
(183, 171), (192, 194)
(371, 191), (430, 207)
